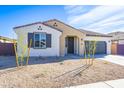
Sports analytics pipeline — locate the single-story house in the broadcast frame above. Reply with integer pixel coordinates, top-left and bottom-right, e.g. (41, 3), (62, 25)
(14, 19), (112, 57)
(108, 31), (124, 55)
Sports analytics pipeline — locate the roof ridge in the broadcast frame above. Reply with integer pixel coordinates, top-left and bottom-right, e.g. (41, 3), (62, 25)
(13, 20), (62, 32)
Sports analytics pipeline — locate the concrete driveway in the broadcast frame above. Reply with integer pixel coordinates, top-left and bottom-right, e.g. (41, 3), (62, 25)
(96, 55), (124, 66)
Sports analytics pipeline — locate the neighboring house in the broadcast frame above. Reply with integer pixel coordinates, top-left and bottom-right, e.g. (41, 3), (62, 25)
(108, 31), (124, 44)
(0, 36), (16, 43)
(108, 31), (124, 55)
(0, 36), (16, 56)
(14, 19), (112, 57)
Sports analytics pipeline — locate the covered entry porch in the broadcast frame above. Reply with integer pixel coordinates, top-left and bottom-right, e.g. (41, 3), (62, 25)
(65, 36), (80, 55)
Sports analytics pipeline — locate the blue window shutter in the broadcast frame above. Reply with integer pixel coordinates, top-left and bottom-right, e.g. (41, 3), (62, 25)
(46, 34), (51, 48)
(28, 33), (34, 48)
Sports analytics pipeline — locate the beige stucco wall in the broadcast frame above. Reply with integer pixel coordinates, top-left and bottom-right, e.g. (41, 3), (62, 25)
(45, 20), (85, 56)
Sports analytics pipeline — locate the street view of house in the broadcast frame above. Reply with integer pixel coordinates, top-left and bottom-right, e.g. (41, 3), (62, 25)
(0, 5), (124, 88)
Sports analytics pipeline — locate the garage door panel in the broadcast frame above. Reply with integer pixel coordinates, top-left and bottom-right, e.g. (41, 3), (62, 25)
(95, 42), (106, 54)
(117, 44), (124, 55)
(85, 41), (106, 54)
(0, 43), (15, 56)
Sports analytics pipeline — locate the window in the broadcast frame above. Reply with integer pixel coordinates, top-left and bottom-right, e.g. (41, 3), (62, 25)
(34, 34), (40, 47)
(34, 33), (46, 48)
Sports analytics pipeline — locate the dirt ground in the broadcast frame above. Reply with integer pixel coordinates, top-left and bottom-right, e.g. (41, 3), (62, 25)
(0, 56), (124, 88)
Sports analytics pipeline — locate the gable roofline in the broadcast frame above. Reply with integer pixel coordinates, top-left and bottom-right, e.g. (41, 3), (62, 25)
(13, 22), (42, 29)
(42, 19), (85, 34)
(13, 19), (85, 34)
(13, 21), (62, 32)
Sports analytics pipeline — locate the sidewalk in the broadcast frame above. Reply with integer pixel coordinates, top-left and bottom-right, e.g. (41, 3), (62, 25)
(70, 79), (124, 88)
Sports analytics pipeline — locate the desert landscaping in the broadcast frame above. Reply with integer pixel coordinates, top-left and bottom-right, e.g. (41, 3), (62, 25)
(0, 56), (124, 88)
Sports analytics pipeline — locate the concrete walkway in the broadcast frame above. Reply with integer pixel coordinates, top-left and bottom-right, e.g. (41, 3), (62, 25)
(70, 79), (124, 88)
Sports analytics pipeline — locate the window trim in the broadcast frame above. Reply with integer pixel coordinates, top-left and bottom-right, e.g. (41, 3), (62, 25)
(34, 32), (46, 49)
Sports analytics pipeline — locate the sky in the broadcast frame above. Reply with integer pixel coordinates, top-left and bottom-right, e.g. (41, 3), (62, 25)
(0, 5), (124, 38)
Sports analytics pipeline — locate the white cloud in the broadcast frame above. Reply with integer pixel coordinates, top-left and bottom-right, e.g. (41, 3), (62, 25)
(68, 6), (124, 25)
(87, 12), (124, 28)
(65, 5), (124, 33)
(64, 5), (78, 10)
(64, 5), (86, 15)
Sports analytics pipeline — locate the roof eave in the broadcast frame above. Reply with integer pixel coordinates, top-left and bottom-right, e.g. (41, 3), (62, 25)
(86, 34), (112, 37)
(13, 22), (42, 29)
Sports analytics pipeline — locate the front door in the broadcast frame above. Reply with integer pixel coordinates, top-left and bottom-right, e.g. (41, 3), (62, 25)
(67, 37), (74, 54)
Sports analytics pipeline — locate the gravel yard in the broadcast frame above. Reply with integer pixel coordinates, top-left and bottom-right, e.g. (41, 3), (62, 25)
(0, 56), (124, 88)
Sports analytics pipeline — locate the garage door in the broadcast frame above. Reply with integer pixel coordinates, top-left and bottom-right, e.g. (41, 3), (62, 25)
(0, 42), (15, 56)
(117, 44), (124, 55)
(85, 41), (106, 54)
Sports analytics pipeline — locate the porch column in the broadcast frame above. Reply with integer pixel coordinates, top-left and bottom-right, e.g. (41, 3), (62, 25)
(79, 37), (84, 56)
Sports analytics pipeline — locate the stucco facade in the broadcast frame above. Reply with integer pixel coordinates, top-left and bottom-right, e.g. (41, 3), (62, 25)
(14, 19), (112, 57)
(14, 23), (62, 57)
(44, 20), (85, 56)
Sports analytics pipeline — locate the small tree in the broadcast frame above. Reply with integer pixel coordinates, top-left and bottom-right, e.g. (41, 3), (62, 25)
(84, 41), (97, 65)
(13, 35), (32, 67)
